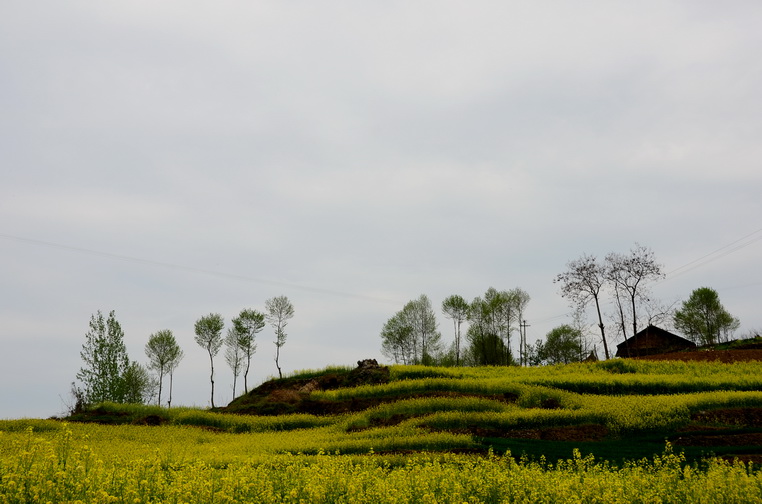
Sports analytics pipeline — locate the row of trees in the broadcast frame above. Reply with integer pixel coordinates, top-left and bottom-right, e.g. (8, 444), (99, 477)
(381, 244), (744, 369)
(74, 296), (295, 409)
(193, 296), (294, 407)
(380, 288), (530, 367)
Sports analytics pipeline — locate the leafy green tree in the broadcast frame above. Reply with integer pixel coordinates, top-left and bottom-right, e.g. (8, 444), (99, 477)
(76, 310), (130, 404)
(465, 288), (526, 366)
(535, 325), (583, 365)
(465, 325), (510, 365)
(265, 296), (294, 379)
(194, 313), (225, 407)
(380, 311), (415, 364)
(405, 294), (441, 365)
(230, 309), (265, 393)
(466, 295), (493, 365)
(526, 339), (545, 366)
(441, 295), (470, 366)
(145, 329), (182, 406)
(380, 295), (440, 365)
(673, 287), (741, 345)
(122, 361), (154, 404)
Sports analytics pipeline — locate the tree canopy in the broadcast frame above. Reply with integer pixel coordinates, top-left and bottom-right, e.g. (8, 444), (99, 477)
(230, 308), (265, 393)
(465, 288), (527, 366)
(380, 295), (441, 365)
(194, 313), (225, 407)
(534, 324), (584, 365)
(145, 329), (183, 407)
(673, 287), (740, 346)
(441, 295), (469, 366)
(265, 296), (295, 379)
(75, 310), (131, 405)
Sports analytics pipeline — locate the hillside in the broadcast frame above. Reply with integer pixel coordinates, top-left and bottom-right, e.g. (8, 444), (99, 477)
(63, 356), (762, 464)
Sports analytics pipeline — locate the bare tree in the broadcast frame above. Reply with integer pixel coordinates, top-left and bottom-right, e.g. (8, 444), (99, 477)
(605, 244), (664, 340)
(265, 296), (294, 379)
(609, 276), (630, 344)
(644, 297), (679, 331)
(554, 254), (611, 359)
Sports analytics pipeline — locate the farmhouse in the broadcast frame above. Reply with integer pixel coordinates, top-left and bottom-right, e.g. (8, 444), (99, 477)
(615, 325), (696, 358)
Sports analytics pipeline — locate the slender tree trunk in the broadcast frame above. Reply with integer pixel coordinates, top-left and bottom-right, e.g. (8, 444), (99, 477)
(593, 296), (609, 359)
(455, 319), (461, 366)
(243, 356), (251, 394)
(505, 307), (512, 364)
(168, 371), (174, 408)
(157, 364), (164, 407)
(275, 343), (282, 379)
(631, 294), (638, 340)
(614, 292), (629, 356)
(208, 351), (215, 408)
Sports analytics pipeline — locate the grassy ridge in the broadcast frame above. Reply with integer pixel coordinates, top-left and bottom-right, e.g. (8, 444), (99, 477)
(50, 359), (762, 461)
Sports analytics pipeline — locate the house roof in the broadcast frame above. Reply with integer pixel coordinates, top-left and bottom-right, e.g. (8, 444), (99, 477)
(615, 325), (696, 352)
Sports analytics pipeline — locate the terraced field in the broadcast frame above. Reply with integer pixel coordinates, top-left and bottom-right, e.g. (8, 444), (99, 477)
(3, 358), (762, 503)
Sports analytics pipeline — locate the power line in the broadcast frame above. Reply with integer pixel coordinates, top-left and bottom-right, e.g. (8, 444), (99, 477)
(663, 227), (762, 281)
(0, 232), (404, 305)
(540, 228), (762, 326)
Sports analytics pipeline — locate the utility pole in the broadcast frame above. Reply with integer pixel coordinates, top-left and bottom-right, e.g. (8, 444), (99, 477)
(520, 320), (530, 366)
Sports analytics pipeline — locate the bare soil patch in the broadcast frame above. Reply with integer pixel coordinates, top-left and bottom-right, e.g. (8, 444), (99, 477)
(446, 423), (609, 442)
(636, 349), (762, 363)
(690, 408), (762, 427)
(673, 432), (762, 447)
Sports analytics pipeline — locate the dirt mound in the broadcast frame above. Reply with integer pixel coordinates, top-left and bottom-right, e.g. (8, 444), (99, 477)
(224, 359), (391, 416)
(345, 359), (390, 386)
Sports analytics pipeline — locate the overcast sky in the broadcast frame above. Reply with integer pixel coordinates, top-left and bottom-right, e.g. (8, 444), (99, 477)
(2, 1), (761, 419)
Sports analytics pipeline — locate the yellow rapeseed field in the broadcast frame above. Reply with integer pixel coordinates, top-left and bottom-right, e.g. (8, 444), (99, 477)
(1, 422), (761, 503)
(4, 360), (762, 503)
